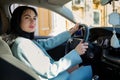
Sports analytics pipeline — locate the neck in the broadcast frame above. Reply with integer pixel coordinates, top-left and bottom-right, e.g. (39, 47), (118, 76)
(18, 30), (34, 40)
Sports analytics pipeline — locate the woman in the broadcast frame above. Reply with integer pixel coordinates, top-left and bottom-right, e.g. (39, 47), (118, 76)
(10, 6), (92, 80)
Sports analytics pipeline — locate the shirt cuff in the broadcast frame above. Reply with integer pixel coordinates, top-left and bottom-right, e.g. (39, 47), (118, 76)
(65, 49), (83, 66)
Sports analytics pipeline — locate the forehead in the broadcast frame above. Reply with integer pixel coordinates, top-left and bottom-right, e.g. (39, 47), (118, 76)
(22, 9), (36, 16)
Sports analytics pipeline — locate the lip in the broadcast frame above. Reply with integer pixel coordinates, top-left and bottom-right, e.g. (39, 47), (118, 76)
(29, 26), (35, 29)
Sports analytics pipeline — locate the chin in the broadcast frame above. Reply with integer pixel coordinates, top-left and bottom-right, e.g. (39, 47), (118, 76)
(29, 29), (35, 33)
(30, 31), (35, 33)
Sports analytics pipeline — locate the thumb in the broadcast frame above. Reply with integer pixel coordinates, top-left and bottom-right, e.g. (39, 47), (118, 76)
(80, 39), (84, 43)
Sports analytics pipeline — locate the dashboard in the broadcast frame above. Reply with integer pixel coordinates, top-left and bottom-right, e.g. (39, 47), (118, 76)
(89, 27), (120, 79)
(65, 26), (120, 79)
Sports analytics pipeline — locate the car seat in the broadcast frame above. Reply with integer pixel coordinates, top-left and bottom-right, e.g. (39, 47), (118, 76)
(0, 8), (40, 80)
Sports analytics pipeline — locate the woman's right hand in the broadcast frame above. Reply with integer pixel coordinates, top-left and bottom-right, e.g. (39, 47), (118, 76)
(69, 23), (80, 35)
(75, 40), (88, 55)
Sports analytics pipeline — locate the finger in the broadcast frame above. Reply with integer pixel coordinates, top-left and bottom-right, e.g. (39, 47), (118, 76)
(84, 42), (88, 46)
(80, 39), (84, 43)
(83, 49), (87, 52)
(82, 49), (87, 54)
(81, 50), (86, 54)
(84, 45), (88, 49)
(76, 23), (80, 26)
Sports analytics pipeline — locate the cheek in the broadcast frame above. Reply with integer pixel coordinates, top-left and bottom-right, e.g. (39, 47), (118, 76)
(34, 22), (36, 26)
(20, 20), (29, 31)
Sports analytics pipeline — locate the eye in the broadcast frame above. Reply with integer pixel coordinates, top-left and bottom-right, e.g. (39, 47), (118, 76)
(25, 16), (30, 19)
(33, 17), (37, 20)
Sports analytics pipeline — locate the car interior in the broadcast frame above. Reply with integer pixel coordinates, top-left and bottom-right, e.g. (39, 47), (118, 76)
(0, 0), (120, 80)
(0, 7), (40, 80)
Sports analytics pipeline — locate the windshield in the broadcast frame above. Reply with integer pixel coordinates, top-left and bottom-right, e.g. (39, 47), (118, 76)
(65, 0), (120, 27)
(10, 0), (120, 36)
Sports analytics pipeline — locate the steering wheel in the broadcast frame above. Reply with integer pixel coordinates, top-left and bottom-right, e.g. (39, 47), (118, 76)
(65, 24), (89, 53)
(79, 24), (89, 42)
(65, 24), (102, 66)
(65, 24), (97, 59)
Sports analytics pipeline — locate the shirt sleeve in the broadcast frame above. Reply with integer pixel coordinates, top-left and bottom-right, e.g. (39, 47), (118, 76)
(35, 31), (71, 50)
(46, 50), (83, 78)
(13, 39), (83, 79)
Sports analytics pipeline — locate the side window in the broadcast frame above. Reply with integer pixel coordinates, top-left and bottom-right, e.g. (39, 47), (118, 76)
(10, 4), (74, 36)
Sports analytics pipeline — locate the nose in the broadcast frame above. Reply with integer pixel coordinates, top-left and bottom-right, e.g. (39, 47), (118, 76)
(30, 18), (34, 22)
(30, 18), (35, 24)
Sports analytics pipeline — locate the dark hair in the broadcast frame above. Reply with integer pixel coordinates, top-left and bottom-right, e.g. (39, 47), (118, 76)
(9, 6), (38, 39)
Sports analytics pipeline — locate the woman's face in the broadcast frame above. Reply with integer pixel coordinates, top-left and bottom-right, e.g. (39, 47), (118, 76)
(20, 9), (37, 33)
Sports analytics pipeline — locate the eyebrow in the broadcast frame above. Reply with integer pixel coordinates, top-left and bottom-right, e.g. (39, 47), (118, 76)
(23, 14), (36, 17)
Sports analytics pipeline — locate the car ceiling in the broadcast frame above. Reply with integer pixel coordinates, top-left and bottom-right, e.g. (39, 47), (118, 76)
(0, 0), (71, 6)
(0, 0), (76, 23)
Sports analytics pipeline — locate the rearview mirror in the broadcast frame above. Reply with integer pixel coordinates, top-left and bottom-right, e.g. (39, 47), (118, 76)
(100, 0), (111, 5)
